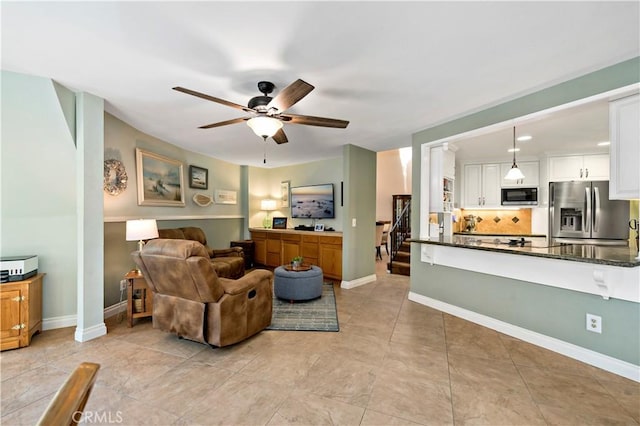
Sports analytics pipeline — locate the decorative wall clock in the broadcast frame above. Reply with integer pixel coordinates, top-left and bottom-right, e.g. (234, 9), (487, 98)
(103, 159), (128, 196)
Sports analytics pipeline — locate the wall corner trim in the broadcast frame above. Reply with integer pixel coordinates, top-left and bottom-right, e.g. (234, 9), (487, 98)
(341, 274), (377, 289)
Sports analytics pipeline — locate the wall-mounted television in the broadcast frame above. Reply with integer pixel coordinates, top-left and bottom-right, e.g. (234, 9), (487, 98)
(290, 183), (335, 219)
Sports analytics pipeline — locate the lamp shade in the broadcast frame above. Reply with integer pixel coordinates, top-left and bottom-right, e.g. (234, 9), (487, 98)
(260, 199), (278, 211)
(247, 116), (283, 138)
(504, 164), (526, 181)
(126, 219), (159, 241)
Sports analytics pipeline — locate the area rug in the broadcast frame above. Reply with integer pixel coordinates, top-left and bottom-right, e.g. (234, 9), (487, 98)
(267, 282), (339, 332)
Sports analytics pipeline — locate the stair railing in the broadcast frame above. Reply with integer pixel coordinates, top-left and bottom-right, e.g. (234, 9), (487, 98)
(388, 199), (411, 272)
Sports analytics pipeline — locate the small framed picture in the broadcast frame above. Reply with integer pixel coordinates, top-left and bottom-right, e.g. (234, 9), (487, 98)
(272, 217), (288, 230)
(189, 165), (208, 189)
(281, 180), (290, 208)
(314, 223), (325, 232)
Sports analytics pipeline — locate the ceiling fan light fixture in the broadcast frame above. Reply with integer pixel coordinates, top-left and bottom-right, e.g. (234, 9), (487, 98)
(247, 116), (283, 139)
(504, 126), (525, 181)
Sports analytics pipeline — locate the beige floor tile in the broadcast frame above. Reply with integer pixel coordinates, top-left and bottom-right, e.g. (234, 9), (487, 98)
(295, 353), (379, 408)
(360, 409), (424, 425)
(537, 402), (638, 425)
(382, 341), (450, 384)
(1, 365), (69, 415)
(596, 376), (640, 422)
(499, 333), (595, 377)
(0, 396), (50, 425)
(328, 329), (391, 366)
(268, 390), (365, 425)
(518, 365), (636, 423)
(367, 368), (453, 425)
(181, 372), (291, 425)
(390, 319), (446, 352)
(448, 352), (528, 396)
(443, 315), (511, 361)
(451, 383), (546, 426)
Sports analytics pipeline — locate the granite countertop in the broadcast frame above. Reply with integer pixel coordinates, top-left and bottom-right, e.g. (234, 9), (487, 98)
(410, 236), (640, 268)
(453, 232), (547, 238)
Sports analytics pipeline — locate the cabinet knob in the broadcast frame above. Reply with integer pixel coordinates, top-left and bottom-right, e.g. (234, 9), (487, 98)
(11, 295), (25, 302)
(11, 323), (25, 330)
(580, 168), (583, 178)
(585, 168), (589, 178)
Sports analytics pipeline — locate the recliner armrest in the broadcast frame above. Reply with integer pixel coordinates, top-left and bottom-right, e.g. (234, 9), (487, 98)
(218, 270), (272, 295)
(211, 247), (244, 258)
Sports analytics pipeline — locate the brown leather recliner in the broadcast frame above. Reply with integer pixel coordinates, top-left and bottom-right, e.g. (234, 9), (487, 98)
(132, 239), (273, 347)
(157, 227), (245, 279)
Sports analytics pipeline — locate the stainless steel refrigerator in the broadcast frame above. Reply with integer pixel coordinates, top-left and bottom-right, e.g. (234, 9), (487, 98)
(549, 181), (630, 245)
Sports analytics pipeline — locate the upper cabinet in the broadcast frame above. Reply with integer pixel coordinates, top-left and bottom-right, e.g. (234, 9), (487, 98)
(548, 154), (609, 182)
(500, 161), (539, 187)
(609, 94), (639, 199)
(463, 163), (501, 208)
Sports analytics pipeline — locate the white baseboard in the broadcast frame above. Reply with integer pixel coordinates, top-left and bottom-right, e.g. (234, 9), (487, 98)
(341, 274), (377, 289)
(408, 291), (640, 383)
(74, 322), (107, 342)
(42, 300), (127, 331)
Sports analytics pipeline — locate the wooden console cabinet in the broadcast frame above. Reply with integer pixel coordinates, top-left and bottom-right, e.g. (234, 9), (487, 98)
(250, 229), (343, 280)
(1, 273), (44, 351)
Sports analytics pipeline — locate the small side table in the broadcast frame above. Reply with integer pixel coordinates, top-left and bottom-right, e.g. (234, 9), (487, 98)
(124, 271), (153, 327)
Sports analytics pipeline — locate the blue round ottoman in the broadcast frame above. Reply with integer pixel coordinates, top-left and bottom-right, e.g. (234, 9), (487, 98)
(274, 265), (323, 302)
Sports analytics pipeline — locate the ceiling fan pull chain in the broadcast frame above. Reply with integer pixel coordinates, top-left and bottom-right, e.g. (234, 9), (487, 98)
(263, 137), (267, 164)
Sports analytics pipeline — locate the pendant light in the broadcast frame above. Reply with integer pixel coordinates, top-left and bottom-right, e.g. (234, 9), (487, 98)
(504, 126), (525, 180)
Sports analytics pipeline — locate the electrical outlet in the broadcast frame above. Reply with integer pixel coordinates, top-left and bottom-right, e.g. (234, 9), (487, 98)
(120, 279), (127, 291)
(586, 313), (602, 334)
(352, 218), (357, 227)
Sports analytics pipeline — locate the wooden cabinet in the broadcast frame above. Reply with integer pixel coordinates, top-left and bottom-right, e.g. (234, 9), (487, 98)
(125, 271), (153, 327)
(1, 273), (43, 351)
(609, 94), (639, 199)
(250, 229), (343, 280)
(500, 161), (539, 187)
(252, 231), (267, 265)
(463, 163), (500, 207)
(548, 154), (609, 181)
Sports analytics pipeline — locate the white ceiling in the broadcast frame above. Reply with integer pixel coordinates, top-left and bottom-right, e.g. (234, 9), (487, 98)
(2, 1), (638, 168)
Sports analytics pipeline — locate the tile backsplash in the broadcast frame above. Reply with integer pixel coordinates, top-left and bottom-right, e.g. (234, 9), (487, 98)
(456, 209), (532, 234)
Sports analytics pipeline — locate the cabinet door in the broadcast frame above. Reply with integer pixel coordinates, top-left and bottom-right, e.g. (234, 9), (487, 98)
(1, 289), (22, 345)
(266, 234), (282, 267)
(463, 164), (483, 207)
(319, 236), (342, 279)
(282, 235), (301, 264)
(301, 235), (319, 266)
(583, 154), (609, 181)
(251, 232), (267, 265)
(549, 156), (583, 181)
(481, 163), (501, 207)
(609, 94), (640, 199)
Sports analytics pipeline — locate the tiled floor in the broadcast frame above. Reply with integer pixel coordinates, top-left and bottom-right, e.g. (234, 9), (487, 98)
(2, 257), (638, 425)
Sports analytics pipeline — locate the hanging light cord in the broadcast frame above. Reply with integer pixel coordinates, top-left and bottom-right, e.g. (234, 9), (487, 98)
(263, 136), (267, 164)
(512, 126), (517, 165)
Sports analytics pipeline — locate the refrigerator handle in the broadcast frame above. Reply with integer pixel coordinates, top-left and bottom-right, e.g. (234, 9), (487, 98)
(593, 186), (600, 232)
(549, 184), (554, 206)
(584, 187), (591, 233)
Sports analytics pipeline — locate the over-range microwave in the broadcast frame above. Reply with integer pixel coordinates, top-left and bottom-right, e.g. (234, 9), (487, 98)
(501, 187), (538, 206)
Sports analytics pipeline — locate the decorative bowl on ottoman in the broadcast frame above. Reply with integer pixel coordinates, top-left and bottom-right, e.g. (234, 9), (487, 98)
(274, 265), (323, 302)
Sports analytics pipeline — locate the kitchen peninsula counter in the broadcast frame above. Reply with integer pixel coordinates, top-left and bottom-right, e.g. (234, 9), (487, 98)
(411, 236), (640, 267)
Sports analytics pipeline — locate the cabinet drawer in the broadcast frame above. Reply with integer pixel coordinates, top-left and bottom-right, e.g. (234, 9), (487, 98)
(319, 236), (342, 245)
(282, 233), (301, 242)
(250, 231), (267, 240)
(267, 233), (281, 241)
(302, 234), (319, 243)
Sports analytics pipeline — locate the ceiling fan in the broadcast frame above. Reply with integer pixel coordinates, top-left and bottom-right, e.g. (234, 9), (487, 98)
(172, 79), (349, 145)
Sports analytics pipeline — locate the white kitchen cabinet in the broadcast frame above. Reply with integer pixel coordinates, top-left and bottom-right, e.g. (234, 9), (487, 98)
(609, 94), (639, 199)
(500, 161), (539, 187)
(548, 154), (609, 182)
(463, 163), (500, 208)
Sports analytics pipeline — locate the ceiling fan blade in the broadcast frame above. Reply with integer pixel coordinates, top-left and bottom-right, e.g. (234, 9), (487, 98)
(281, 113), (349, 128)
(198, 117), (248, 129)
(267, 79), (314, 113)
(173, 86), (254, 113)
(272, 128), (289, 144)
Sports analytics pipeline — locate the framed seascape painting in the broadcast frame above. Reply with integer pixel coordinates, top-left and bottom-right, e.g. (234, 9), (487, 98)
(272, 217), (288, 229)
(135, 148), (185, 206)
(189, 165), (208, 189)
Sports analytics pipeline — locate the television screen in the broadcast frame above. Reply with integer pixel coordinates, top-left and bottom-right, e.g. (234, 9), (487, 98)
(290, 183), (335, 219)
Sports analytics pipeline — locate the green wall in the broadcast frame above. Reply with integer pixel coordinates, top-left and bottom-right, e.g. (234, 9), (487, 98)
(1, 71), (79, 319)
(411, 57), (640, 364)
